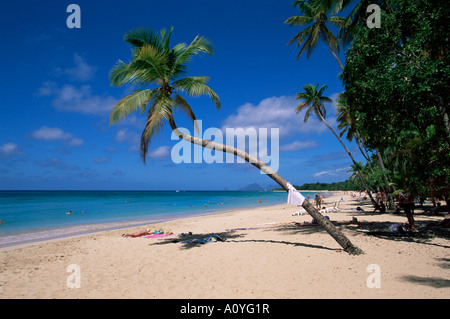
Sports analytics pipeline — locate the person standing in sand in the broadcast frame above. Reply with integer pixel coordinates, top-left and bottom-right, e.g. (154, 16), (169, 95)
(403, 189), (415, 230)
(315, 194), (320, 209)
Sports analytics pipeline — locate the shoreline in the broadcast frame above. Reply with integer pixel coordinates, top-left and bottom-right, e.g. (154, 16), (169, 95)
(0, 202), (288, 251)
(0, 190), (337, 250)
(1, 190), (449, 299)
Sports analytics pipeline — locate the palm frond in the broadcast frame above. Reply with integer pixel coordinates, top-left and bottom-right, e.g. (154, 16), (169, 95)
(133, 44), (169, 82)
(110, 60), (136, 87)
(175, 36), (214, 65)
(172, 76), (221, 109)
(173, 93), (199, 133)
(109, 89), (154, 125)
(285, 15), (313, 26)
(124, 27), (166, 51)
(295, 100), (309, 114)
(139, 92), (175, 162)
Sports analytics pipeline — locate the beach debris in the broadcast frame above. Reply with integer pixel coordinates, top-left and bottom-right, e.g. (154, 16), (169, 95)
(143, 233), (174, 239)
(178, 232), (193, 237)
(182, 234), (225, 244)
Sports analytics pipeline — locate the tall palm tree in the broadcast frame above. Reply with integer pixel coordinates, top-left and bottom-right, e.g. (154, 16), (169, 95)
(285, 0), (345, 71)
(109, 27), (363, 255)
(336, 100), (396, 208)
(347, 161), (365, 184)
(336, 100), (371, 163)
(296, 83), (378, 207)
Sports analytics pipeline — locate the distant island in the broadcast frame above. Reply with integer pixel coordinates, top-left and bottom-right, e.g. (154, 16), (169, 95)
(273, 180), (360, 192)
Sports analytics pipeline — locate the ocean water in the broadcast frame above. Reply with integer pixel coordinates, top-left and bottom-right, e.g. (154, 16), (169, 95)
(0, 190), (319, 248)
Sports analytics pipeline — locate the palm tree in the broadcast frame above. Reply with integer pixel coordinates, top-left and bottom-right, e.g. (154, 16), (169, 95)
(336, 100), (371, 163)
(347, 161), (364, 182)
(285, 0), (345, 71)
(336, 100), (396, 208)
(295, 83), (378, 208)
(109, 27), (363, 255)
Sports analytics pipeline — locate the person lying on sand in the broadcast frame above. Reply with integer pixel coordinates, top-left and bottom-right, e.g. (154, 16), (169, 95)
(123, 228), (173, 237)
(426, 218), (450, 228)
(122, 230), (152, 238)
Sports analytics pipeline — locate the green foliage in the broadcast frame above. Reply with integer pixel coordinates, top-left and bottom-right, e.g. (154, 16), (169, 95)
(285, 0), (346, 69)
(341, 0), (450, 198)
(109, 28), (220, 163)
(295, 83), (333, 121)
(274, 179), (360, 191)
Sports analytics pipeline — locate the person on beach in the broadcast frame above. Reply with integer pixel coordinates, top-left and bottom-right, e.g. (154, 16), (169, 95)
(315, 194), (320, 209)
(403, 189), (415, 230)
(426, 218), (450, 228)
(122, 229), (152, 238)
(376, 190), (381, 205)
(373, 201), (386, 214)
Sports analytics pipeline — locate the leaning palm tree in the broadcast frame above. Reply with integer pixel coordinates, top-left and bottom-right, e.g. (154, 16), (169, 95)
(296, 83), (378, 208)
(285, 0), (345, 71)
(109, 27), (362, 255)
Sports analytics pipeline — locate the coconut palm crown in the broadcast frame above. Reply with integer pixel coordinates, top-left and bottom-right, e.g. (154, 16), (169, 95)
(285, 0), (345, 70)
(109, 27), (220, 162)
(295, 83), (332, 121)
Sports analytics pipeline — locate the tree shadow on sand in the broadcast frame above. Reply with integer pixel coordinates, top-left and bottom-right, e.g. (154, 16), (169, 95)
(148, 213), (450, 252)
(399, 275), (450, 288)
(149, 231), (245, 250)
(351, 220), (450, 248)
(264, 217), (450, 250)
(149, 228), (336, 252)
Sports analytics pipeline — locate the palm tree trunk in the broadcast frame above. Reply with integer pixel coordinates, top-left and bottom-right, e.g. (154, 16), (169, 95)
(358, 136), (372, 165)
(168, 116), (363, 255)
(375, 148), (395, 209)
(328, 46), (345, 71)
(355, 138), (371, 166)
(316, 113), (378, 209)
(440, 105), (450, 144)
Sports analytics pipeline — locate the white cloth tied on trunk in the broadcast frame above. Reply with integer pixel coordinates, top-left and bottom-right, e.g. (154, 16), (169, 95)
(286, 182), (305, 206)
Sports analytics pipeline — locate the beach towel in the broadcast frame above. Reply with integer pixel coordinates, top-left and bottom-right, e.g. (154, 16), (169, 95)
(143, 233), (174, 239)
(286, 182), (305, 206)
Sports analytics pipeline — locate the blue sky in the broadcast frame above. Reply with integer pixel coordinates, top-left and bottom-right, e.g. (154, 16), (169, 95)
(0, 0), (365, 190)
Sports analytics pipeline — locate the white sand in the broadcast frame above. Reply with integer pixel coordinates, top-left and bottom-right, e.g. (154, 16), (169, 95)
(1, 191), (449, 299)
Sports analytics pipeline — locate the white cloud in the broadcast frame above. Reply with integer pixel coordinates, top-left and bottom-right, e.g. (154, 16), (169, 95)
(115, 128), (140, 144)
(34, 158), (80, 171)
(221, 95), (336, 138)
(67, 138), (84, 147)
(53, 84), (116, 115)
(36, 53), (115, 116)
(148, 146), (170, 160)
(94, 157), (110, 164)
(280, 140), (318, 152)
(31, 126), (84, 147)
(31, 126), (72, 141)
(313, 167), (348, 177)
(62, 53), (96, 81)
(37, 82), (116, 116)
(0, 143), (22, 156)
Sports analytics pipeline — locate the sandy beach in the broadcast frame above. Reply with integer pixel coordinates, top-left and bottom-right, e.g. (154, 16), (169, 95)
(0, 191), (449, 299)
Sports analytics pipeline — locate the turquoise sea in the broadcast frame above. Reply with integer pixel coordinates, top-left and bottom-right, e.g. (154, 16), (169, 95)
(0, 190), (318, 248)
